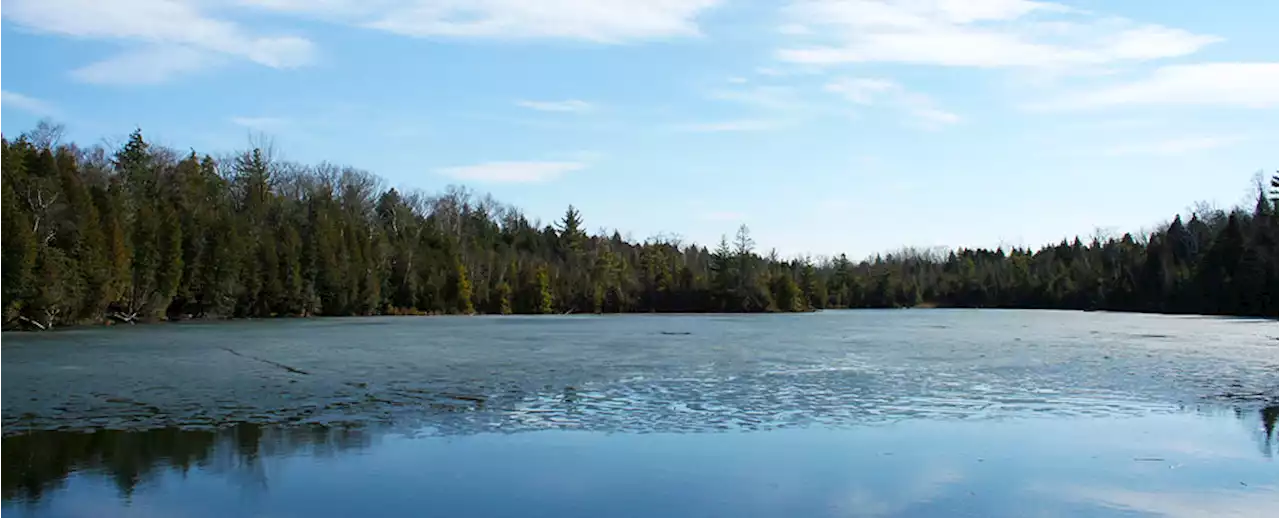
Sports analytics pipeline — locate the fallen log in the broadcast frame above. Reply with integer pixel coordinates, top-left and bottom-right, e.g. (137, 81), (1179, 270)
(17, 316), (48, 331)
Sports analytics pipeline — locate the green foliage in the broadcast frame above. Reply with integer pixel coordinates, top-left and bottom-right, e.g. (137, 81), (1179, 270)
(770, 271), (803, 312)
(534, 266), (554, 314)
(452, 258), (474, 314)
(0, 171), (35, 321)
(2, 125), (1276, 329)
(495, 281), (513, 315)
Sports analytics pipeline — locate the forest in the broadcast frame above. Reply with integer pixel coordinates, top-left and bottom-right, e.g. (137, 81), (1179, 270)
(2, 123), (1276, 330)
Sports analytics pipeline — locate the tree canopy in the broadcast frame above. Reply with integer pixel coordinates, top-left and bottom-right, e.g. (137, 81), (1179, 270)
(2, 127), (1275, 329)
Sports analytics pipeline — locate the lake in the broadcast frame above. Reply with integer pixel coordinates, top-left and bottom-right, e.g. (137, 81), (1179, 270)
(3, 310), (1277, 517)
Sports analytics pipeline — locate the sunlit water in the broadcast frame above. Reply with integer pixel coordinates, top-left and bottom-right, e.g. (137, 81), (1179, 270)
(3, 310), (1277, 517)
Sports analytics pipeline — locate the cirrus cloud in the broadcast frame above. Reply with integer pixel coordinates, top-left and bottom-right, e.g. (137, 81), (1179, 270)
(676, 119), (782, 132)
(825, 77), (960, 129)
(437, 160), (587, 183)
(1028, 62), (1279, 111)
(239, 0), (725, 43)
(515, 99), (595, 113)
(776, 0), (1219, 71)
(1, 90), (59, 116)
(3, 0), (315, 84)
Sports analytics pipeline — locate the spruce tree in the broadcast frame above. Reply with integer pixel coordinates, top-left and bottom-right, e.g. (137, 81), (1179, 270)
(2, 159), (37, 317)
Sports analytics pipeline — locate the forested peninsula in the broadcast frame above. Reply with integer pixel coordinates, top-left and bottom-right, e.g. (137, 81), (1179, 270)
(3, 124), (1276, 330)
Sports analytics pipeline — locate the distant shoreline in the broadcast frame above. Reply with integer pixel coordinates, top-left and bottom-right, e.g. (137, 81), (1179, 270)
(6, 305), (1275, 333)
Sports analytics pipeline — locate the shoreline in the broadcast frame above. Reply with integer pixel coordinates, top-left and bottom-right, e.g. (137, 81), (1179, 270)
(5, 305), (1275, 334)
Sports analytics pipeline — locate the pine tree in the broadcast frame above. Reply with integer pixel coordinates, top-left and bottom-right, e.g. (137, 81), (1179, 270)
(799, 263), (822, 310)
(4, 122), (1275, 327)
(94, 181), (132, 312)
(155, 207), (184, 315)
(495, 281), (513, 315)
(453, 258), (474, 314)
(534, 265), (554, 314)
(709, 236), (736, 311)
(2, 156), (37, 317)
(770, 272), (803, 312)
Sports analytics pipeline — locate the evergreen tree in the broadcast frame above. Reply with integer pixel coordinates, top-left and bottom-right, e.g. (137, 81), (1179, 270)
(1, 148), (37, 317)
(534, 266), (554, 314)
(495, 280), (513, 315)
(3, 122), (1275, 327)
(452, 257), (474, 314)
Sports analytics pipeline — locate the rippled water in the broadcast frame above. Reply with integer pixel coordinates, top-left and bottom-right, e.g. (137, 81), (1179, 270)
(3, 310), (1277, 517)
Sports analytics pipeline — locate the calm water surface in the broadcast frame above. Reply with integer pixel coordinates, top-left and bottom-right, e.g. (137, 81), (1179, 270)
(3, 310), (1277, 517)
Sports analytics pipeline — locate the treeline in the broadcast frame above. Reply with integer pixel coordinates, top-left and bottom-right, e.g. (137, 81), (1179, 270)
(2, 124), (1276, 329)
(835, 186), (1277, 316)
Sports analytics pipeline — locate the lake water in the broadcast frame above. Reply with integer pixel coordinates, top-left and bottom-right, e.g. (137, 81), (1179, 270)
(3, 310), (1277, 517)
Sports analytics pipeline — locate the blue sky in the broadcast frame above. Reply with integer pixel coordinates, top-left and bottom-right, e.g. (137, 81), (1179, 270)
(2, 0), (1276, 259)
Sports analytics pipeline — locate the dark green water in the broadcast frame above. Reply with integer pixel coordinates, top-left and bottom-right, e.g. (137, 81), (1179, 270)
(3, 310), (1277, 517)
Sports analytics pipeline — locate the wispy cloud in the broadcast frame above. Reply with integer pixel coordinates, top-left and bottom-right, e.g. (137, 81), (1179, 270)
(230, 116), (291, 132)
(676, 119), (780, 132)
(1028, 62), (1279, 111)
(825, 77), (959, 129)
(776, 0), (1218, 71)
(1101, 135), (1243, 157)
(240, 0), (724, 43)
(437, 161), (586, 183)
(709, 85), (808, 111)
(1, 90), (58, 116)
(71, 46), (222, 85)
(515, 99), (595, 113)
(4, 0), (315, 84)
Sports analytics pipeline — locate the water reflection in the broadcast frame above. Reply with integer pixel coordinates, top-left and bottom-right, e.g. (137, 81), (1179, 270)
(1261, 404), (1277, 455)
(3, 405), (1276, 517)
(3, 425), (372, 504)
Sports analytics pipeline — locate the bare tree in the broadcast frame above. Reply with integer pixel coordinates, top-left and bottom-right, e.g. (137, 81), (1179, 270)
(25, 119), (65, 150)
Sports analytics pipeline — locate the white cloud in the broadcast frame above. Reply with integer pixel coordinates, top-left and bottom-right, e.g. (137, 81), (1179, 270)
(437, 161), (586, 183)
(230, 116), (291, 131)
(1, 91), (57, 116)
(1101, 135), (1243, 157)
(235, 0), (366, 16)
(676, 119), (780, 132)
(241, 0), (724, 43)
(753, 65), (824, 78)
(777, 23), (812, 35)
(709, 86), (807, 111)
(825, 77), (960, 128)
(0, 0), (713, 85)
(515, 99), (595, 113)
(71, 46), (221, 85)
(1030, 62), (1279, 110)
(727, 76), (749, 84)
(777, 0), (1218, 70)
(3, 0), (315, 83)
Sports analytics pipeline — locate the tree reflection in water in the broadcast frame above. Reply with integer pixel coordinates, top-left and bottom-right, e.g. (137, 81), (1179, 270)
(3, 404), (1276, 506)
(1261, 404), (1278, 457)
(2, 424), (372, 504)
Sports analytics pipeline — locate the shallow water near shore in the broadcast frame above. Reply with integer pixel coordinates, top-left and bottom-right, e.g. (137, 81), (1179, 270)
(3, 310), (1277, 517)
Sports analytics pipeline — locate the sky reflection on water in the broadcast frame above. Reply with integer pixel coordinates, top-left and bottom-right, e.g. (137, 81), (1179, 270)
(4, 406), (1276, 518)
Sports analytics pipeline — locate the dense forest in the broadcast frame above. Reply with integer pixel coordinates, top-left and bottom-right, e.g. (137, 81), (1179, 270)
(2, 123), (1276, 329)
